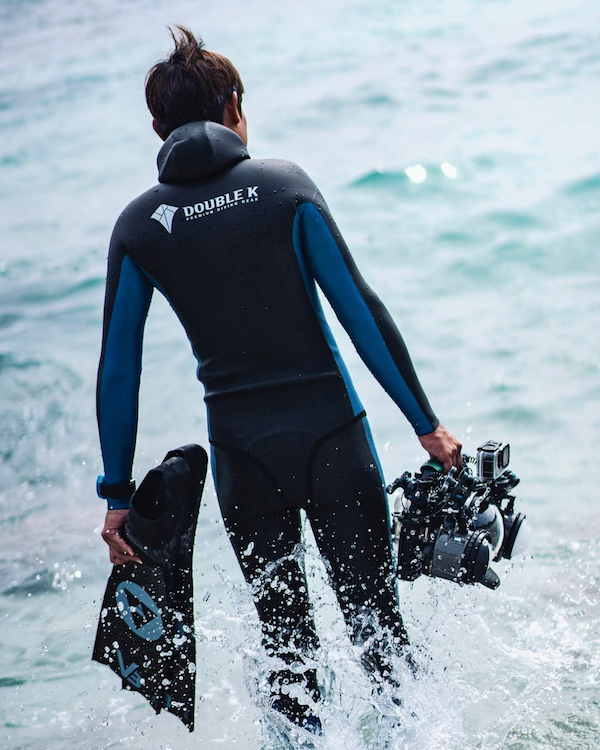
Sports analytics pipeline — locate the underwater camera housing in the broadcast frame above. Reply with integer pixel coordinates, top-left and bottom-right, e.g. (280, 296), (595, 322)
(387, 441), (527, 590)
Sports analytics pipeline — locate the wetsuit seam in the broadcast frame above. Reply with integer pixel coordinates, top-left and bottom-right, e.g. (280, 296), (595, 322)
(292, 204), (365, 417)
(297, 201), (436, 435)
(299, 201), (411, 394)
(209, 438), (288, 505)
(305, 411), (367, 501)
(204, 372), (341, 401)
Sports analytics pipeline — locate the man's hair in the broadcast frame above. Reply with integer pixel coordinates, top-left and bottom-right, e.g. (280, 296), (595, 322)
(145, 26), (244, 140)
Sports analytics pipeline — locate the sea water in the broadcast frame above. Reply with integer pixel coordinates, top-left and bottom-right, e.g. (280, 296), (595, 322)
(1, 0), (599, 747)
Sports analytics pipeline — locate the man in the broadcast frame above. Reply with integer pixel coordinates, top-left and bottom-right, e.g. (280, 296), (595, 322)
(97, 26), (462, 732)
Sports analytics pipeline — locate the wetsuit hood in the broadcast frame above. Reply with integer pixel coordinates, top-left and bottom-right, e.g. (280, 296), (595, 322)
(157, 121), (250, 184)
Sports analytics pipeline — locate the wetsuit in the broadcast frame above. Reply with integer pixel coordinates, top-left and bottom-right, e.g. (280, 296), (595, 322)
(97, 121), (438, 722)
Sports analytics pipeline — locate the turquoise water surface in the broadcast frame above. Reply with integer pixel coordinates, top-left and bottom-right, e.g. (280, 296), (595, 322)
(1, 0), (599, 747)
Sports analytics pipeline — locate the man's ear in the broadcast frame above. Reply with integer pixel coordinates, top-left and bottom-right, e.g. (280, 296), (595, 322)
(223, 91), (241, 126)
(152, 119), (166, 141)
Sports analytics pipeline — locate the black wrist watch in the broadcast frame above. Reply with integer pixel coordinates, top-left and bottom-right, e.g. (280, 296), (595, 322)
(96, 475), (136, 500)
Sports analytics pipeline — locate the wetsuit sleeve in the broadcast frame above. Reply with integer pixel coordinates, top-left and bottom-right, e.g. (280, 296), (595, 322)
(97, 225), (153, 508)
(295, 197), (439, 436)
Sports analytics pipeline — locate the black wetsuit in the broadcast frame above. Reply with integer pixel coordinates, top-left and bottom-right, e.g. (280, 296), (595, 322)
(97, 121), (438, 719)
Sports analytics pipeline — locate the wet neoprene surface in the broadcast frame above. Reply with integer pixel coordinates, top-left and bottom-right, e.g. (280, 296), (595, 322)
(97, 121), (438, 509)
(96, 121), (424, 701)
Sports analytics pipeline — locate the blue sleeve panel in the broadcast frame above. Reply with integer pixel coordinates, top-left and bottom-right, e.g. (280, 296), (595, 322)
(97, 252), (153, 508)
(296, 201), (438, 436)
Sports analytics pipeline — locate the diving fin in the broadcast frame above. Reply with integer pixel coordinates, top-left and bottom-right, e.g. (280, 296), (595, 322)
(92, 444), (208, 731)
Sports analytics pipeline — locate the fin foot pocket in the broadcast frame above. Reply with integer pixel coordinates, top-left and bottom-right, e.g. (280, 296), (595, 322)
(92, 445), (208, 732)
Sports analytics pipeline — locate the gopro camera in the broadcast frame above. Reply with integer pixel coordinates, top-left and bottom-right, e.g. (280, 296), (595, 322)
(477, 440), (510, 482)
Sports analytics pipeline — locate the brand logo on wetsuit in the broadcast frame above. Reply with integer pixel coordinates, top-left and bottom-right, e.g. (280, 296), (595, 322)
(150, 187), (259, 233)
(183, 185), (259, 221)
(150, 204), (180, 234)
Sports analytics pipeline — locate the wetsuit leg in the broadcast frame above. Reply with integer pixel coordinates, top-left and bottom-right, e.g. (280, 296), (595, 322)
(306, 418), (409, 683)
(215, 448), (321, 728)
(218, 502), (319, 662)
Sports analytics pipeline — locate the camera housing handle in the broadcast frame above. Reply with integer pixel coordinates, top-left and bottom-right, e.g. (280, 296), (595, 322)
(421, 458), (444, 476)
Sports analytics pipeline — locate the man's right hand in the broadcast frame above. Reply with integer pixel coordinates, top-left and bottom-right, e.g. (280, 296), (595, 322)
(101, 509), (142, 565)
(418, 423), (463, 473)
